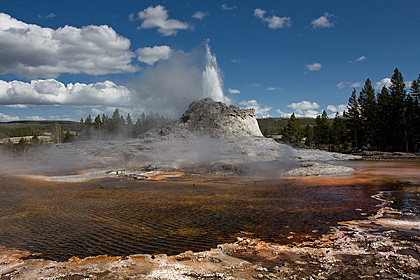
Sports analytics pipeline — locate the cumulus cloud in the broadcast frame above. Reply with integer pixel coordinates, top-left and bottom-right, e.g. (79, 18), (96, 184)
(311, 13), (335, 29)
(1, 42), (231, 119)
(287, 100), (319, 111)
(306, 63), (322, 71)
(24, 115), (46, 121)
(135, 5), (190, 36)
(275, 109), (291, 118)
(277, 108), (319, 118)
(192, 11), (208, 20)
(0, 79), (132, 106)
(221, 4), (236, 11)
(136, 45), (172, 65)
(239, 99), (271, 117)
(228, 88), (240, 94)
(254, 8), (291, 29)
(277, 101), (325, 118)
(0, 112), (19, 122)
(327, 104), (347, 113)
(375, 78), (391, 90)
(303, 109), (320, 118)
(0, 13), (138, 79)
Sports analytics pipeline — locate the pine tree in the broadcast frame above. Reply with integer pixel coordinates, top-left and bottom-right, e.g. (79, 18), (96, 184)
(404, 94), (415, 152)
(331, 112), (346, 152)
(84, 115), (93, 126)
(110, 109), (124, 133)
(314, 110), (330, 146)
(377, 86), (391, 151)
(411, 77), (420, 151)
(345, 89), (361, 150)
(358, 78), (377, 149)
(94, 115), (102, 129)
(388, 68), (407, 151)
(126, 113), (133, 126)
(410, 74), (420, 101)
(285, 113), (301, 144)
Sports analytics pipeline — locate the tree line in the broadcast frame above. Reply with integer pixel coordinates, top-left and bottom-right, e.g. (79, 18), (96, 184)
(275, 68), (420, 152)
(78, 109), (170, 140)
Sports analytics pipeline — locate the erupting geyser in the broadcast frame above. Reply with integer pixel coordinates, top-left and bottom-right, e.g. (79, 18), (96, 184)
(133, 41), (231, 118)
(202, 43), (229, 104)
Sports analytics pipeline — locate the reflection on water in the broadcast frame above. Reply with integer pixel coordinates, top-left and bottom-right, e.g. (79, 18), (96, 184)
(0, 175), (381, 262)
(379, 186), (420, 220)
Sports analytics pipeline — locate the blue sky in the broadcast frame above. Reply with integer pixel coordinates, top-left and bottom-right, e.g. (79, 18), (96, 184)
(0, 0), (419, 121)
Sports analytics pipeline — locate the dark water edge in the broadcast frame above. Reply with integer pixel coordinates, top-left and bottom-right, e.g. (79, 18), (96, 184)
(0, 175), (386, 262)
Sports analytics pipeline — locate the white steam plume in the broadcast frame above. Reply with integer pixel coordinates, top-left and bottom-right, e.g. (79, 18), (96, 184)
(130, 41), (230, 118)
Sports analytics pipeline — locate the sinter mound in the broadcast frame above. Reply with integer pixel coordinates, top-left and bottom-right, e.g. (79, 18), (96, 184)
(177, 98), (263, 137)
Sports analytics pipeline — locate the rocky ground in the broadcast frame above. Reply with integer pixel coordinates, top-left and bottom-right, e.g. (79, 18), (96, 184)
(353, 151), (420, 161)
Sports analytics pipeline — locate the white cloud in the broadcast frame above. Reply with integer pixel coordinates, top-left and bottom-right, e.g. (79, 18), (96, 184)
(350, 82), (362, 88)
(375, 78), (391, 90)
(4, 104), (28, 108)
(0, 79), (132, 106)
(266, 87), (282, 91)
(306, 63), (322, 71)
(128, 13), (136, 22)
(246, 83), (262, 88)
(38, 13), (56, 19)
(287, 100), (320, 111)
(221, 4), (236, 11)
(230, 58), (243, 63)
(304, 110), (320, 118)
(239, 99), (271, 118)
(228, 88), (240, 94)
(136, 5), (190, 36)
(337, 81), (362, 89)
(349, 56), (366, 63)
(276, 107), (320, 118)
(276, 109), (291, 118)
(254, 8), (291, 29)
(0, 112), (19, 122)
(0, 13), (138, 79)
(311, 13), (335, 29)
(336, 81), (347, 89)
(327, 104), (347, 113)
(24, 115), (45, 121)
(192, 11), (208, 20)
(136, 45), (172, 65)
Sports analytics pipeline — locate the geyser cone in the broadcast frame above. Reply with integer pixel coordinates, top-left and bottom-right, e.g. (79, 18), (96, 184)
(178, 98), (263, 137)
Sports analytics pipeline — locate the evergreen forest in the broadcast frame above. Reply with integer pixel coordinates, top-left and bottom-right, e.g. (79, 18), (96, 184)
(258, 68), (420, 153)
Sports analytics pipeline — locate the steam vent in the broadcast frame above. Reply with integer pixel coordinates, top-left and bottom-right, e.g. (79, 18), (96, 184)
(178, 98), (263, 137)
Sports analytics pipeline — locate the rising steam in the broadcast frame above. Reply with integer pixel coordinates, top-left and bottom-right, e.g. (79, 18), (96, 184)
(130, 41), (230, 118)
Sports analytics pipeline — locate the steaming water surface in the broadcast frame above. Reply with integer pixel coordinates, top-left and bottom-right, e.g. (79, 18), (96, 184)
(0, 175), (384, 262)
